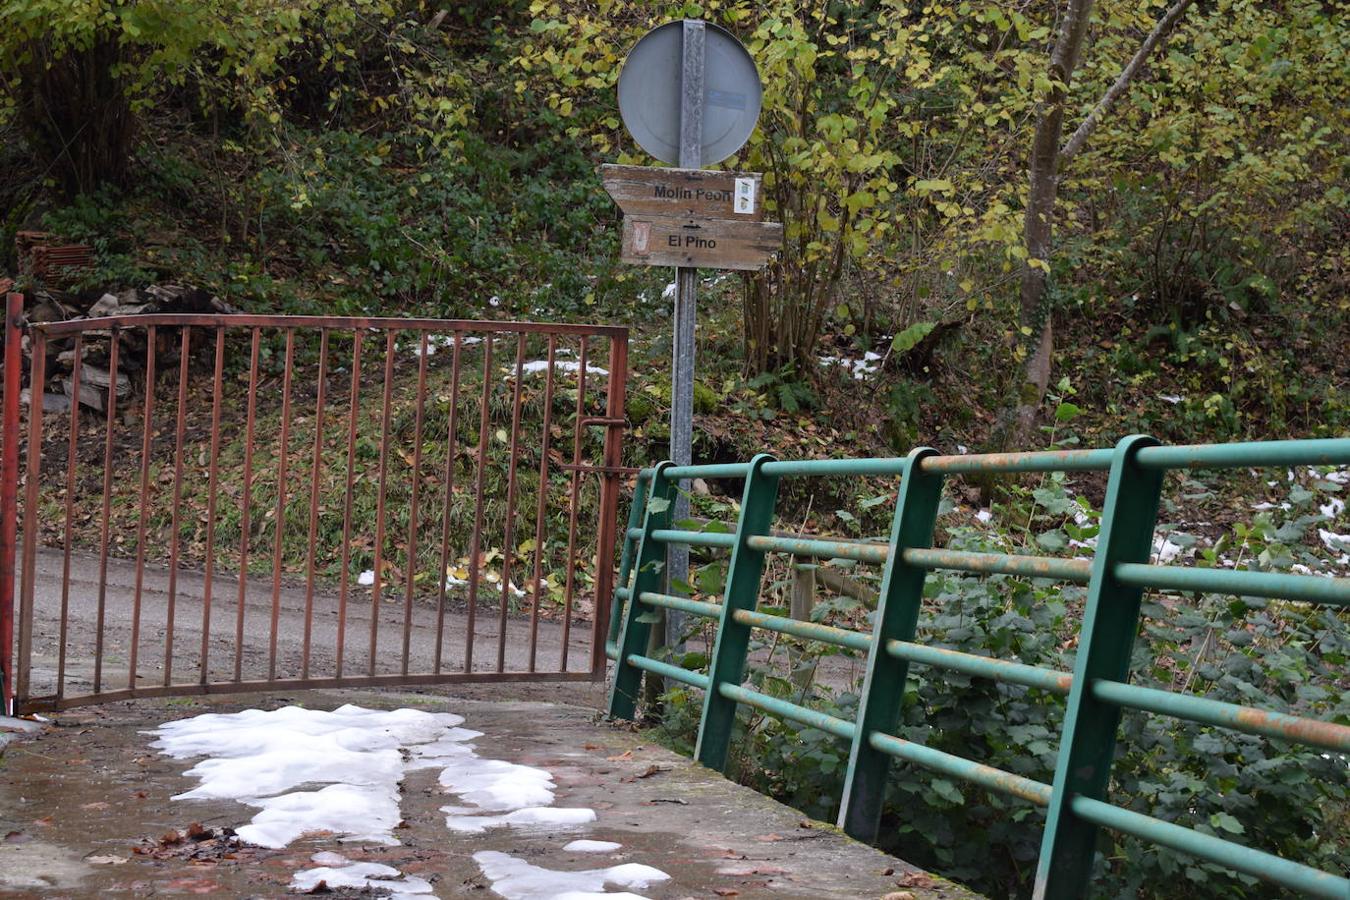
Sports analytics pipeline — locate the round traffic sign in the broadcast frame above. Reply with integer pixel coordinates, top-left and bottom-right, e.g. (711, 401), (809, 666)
(617, 20), (762, 167)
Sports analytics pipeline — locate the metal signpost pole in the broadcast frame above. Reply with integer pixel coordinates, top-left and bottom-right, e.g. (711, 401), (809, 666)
(667, 19), (706, 650)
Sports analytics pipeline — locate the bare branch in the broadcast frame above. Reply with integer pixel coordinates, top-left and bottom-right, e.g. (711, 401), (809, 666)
(1059, 0), (1199, 165)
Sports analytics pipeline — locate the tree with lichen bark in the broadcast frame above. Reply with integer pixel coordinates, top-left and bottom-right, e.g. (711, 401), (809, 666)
(1006, 0), (1199, 447)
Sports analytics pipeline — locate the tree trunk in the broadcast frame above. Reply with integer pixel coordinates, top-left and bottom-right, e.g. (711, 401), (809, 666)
(1007, 0), (1199, 448)
(17, 34), (135, 196)
(1008, 0), (1095, 448)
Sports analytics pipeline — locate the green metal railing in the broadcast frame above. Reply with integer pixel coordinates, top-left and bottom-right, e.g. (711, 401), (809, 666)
(605, 437), (1350, 900)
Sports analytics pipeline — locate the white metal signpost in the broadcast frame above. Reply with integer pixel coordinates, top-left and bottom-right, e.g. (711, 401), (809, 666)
(606, 20), (779, 648)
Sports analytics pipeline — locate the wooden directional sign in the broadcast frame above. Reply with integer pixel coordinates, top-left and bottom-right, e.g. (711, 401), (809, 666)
(620, 214), (782, 271)
(601, 164), (764, 221)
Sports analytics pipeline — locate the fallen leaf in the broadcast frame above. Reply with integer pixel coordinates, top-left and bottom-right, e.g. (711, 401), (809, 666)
(895, 872), (935, 888)
(753, 833), (783, 843)
(87, 855), (129, 865)
(713, 889), (740, 897)
(605, 750), (634, 762)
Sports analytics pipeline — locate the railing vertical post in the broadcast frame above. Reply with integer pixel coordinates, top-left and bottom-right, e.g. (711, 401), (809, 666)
(607, 470), (652, 656)
(608, 462), (678, 720)
(1034, 434), (1164, 899)
(838, 448), (939, 840)
(694, 453), (780, 771)
(0, 293), (23, 715)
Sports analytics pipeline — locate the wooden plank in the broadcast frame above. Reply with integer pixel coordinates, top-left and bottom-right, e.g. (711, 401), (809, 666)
(601, 164), (764, 221)
(620, 215), (781, 270)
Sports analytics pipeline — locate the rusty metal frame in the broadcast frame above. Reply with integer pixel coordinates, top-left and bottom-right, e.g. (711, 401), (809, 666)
(9, 312), (629, 713)
(0, 293), (23, 715)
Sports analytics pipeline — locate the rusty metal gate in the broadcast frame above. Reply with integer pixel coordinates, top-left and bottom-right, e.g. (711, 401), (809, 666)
(1, 293), (628, 713)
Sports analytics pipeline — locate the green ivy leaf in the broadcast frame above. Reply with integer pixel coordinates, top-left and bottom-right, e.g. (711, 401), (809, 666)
(892, 321), (937, 354)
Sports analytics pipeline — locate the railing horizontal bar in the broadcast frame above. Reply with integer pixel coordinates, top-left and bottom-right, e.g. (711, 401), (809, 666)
(636, 469), (654, 482)
(760, 457), (908, 477)
(904, 547), (1093, 584)
(615, 586), (632, 601)
(920, 448), (1114, 474)
(627, 654), (710, 690)
(649, 529), (739, 549)
(746, 534), (889, 564)
(638, 592), (723, 619)
(731, 609), (872, 651)
(605, 640), (618, 660)
(717, 683), (857, 740)
(886, 640), (1074, 695)
(626, 527), (643, 541)
(1069, 795), (1349, 900)
(1090, 678), (1350, 753)
(868, 731), (1053, 806)
(1134, 438), (1350, 471)
(33, 313), (629, 339)
(1114, 562), (1350, 607)
(662, 463), (753, 480)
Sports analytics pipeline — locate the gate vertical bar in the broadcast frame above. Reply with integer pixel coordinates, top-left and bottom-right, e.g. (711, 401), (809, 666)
(302, 329), (329, 679)
(93, 327), (120, 693)
(163, 329), (191, 685)
(694, 453), (780, 771)
(1034, 435), (1164, 899)
(199, 327), (225, 683)
(128, 326), (157, 689)
(608, 461), (678, 720)
(233, 329), (260, 682)
(495, 335), (527, 673)
(402, 332), (429, 676)
(560, 338), (588, 671)
(838, 448), (939, 841)
(335, 331), (362, 678)
(16, 329), (46, 705)
(0, 293), (23, 714)
(369, 330), (396, 676)
(591, 332), (628, 676)
(464, 335), (493, 673)
(56, 335), (82, 700)
(268, 329), (295, 680)
(433, 334), (461, 675)
(526, 336), (556, 673)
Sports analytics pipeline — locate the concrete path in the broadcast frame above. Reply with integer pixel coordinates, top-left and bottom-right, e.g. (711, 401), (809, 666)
(0, 690), (978, 899)
(17, 547), (600, 703)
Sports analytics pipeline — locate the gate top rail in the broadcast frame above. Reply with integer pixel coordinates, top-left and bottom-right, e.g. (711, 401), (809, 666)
(30, 313), (629, 339)
(607, 435), (1350, 900)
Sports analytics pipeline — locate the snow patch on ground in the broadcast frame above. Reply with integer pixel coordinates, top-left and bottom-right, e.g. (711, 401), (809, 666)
(150, 705), (469, 849)
(472, 850), (669, 900)
(444, 806), (597, 834)
(518, 360), (608, 377)
(412, 334), (483, 357)
(564, 840), (623, 853)
(818, 351), (882, 380)
(291, 851), (436, 898)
